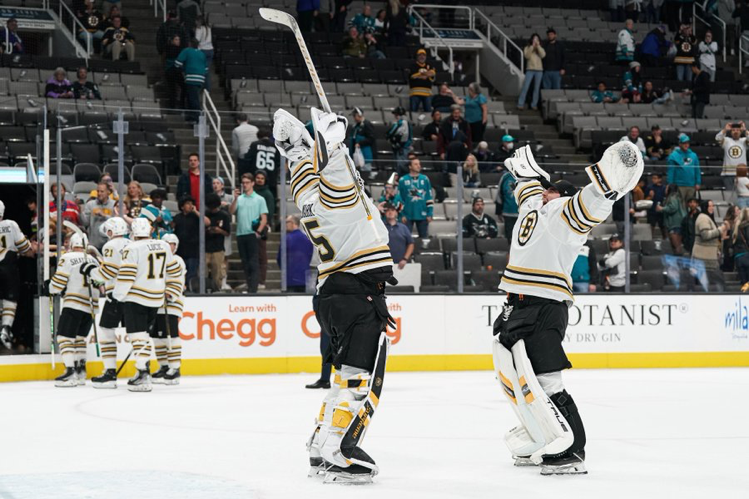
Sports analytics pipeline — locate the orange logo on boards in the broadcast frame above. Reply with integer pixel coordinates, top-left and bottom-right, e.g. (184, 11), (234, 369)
(179, 311), (276, 347)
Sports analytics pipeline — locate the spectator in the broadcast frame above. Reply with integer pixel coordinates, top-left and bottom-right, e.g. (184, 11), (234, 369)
(297, 0), (320, 33)
(693, 199), (727, 290)
(195, 17), (214, 91)
(640, 24), (671, 67)
(231, 173), (268, 293)
(341, 26), (367, 58)
(72, 67), (101, 100)
(680, 197), (701, 254)
(571, 241), (599, 293)
(494, 135), (516, 164)
(45, 68), (73, 99)
(542, 27), (566, 89)
(462, 197), (498, 239)
(172, 196), (201, 284)
(156, 11), (188, 56)
(102, 16), (135, 61)
(77, 0), (104, 54)
(475, 141), (494, 171)
(732, 207), (749, 287)
(599, 234), (626, 292)
(462, 83), (488, 143)
(253, 171), (274, 289)
(621, 61), (642, 103)
(80, 182), (116, 250)
(164, 34), (185, 111)
(246, 128), (281, 188)
(674, 23), (698, 80)
(88, 173), (118, 200)
(668, 134), (701, 204)
(518, 33), (545, 110)
(646, 173), (667, 237)
(383, 203), (414, 268)
(698, 30), (719, 82)
(139, 189), (172, 238)
(350, 107), (376, 179)
(122, 181), (150, 223)
(175, 39), (207, 123)
(350, 4), (375, 33)
(615, 19), (635, 64)
(664, 0), (693, 33)
(611, 0), (626, 22)
(101, 0), (121, 17)
(422, 109), (442, 141)
(362, 30), (385, 59)
(177, 153), (212, 208)
(716, 121), (747, 192)
(438, 105), (472, 166)
(722, 204), (740, 271)
(644, 124), (672, 160)
(657, 183), (687, 254)
(330, 0), (353, 32)
(212, 176), (234, 209)
(620, 126), (647, 156)
(640, 80), (672, 104)
(50, 184), (81, 227)
(632, 177), (647, 202)
(644, 0), (663, 23)
(398, 158), (433, 242)
(278, 215), (314, 292)
(378, 181), (404, 215)
(431, 83), (460, 113)
(409, 48), (436, 112)
(373, 9), (387, 35)
(591, 81), (618, 103)
(104, 6), (129, 29)
(204, 193), (231, 291)
(177, 0), (201, 37)
(737, 164), (749, 208)
(625, 0), (643, 21)
(0, 18), (24, 55)
(495, 166), (518, 240)
(685, 62), (711, 119)
(386, 107), (413, 176)
(385, 0), (408, 46)
(462, 154), (481, 188)
(233, 113), (259, 166)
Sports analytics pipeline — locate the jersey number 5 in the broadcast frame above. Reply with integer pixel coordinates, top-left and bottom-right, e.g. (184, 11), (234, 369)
(302, 219), (335, 263)
(147, 252), (167, 279)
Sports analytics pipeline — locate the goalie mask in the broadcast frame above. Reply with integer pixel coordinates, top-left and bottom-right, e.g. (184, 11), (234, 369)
(130, 218), (152, 239)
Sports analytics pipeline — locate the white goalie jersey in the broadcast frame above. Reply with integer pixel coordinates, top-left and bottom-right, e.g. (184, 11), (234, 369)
(91, 237), (131, 294)
(49, 250), (100, 314)
(290, 145), (391, 288)
(159, 254), (185, 318)
(499, 180), (615, 302)
(113, 239), (181, 307)
(0, 219), (31, 262)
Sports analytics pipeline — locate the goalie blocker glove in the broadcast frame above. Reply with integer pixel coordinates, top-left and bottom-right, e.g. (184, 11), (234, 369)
(504, 146), (551, 184)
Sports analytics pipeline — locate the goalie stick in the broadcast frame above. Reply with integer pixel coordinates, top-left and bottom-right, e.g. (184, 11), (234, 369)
(258, 8), (381, 241)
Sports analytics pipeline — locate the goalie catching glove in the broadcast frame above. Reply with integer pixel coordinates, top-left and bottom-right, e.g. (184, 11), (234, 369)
(503, 146), (550, 184)
(586, 141), (644, 200)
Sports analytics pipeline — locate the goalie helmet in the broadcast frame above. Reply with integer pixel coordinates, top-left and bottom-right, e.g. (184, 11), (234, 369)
(130, 218), (152, 239)
(69, 232), (88, 249)
(0, 199), (4, 219)
(162, 233), (179, 252)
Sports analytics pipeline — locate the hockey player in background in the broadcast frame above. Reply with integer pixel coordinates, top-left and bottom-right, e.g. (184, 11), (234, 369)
(492, 142), (643, 475)
(0, 200), (34, 351)
(111, 218), (181, 392)
(48, 233), (99, 387)
(81, 217), (130, 388)
(273, 107), (396, 484)
(150, 233), (185, 386)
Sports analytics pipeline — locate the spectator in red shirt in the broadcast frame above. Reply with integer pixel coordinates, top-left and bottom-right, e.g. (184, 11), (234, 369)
(49, 183), (81, 226)
(176, 153), (212, 208)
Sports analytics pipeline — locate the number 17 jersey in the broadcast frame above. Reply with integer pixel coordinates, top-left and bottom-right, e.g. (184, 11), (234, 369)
(113, 238), (182, 307)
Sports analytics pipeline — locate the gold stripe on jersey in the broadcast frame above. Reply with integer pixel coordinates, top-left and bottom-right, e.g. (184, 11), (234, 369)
(501, 276), (574, 300)
(502, 265), (573, 298)
(318, 245), (392, 279)
(16, 237), (30, 252)
(291, 159), (319, 202)
(127, 292), (164, 304)
(131, 285), (164, 298)
(562, 198), (594, 235)
(576, 194), (603, 224)
(517, 181), (543, 206)
(319, 174), (355, 192)
(65, 292), (97, 303)
(64, 296), (92, 308)
(504, 265), (573, 288)
(100, 262), (119, 280)
(319, 188), (359, 210)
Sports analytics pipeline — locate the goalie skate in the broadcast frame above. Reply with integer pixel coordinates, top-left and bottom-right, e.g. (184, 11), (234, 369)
(540, 452), (587, 476)
(308, 457), (327, 478)
(513, 456), (537, 467)
(323, 464), (377, 485)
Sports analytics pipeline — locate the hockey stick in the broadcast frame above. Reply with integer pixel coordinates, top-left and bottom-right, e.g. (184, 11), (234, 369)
(85, 279), (101, 358)
(258, 8), (381, 241)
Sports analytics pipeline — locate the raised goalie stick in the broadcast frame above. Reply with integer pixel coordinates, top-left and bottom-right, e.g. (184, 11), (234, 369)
(258, 8), (381, 241)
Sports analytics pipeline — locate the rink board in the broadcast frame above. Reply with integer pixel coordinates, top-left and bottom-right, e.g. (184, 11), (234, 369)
(3, 294), (749, 381)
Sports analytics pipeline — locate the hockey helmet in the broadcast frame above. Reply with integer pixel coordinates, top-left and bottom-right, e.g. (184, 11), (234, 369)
(69, 232), (88, 249)
(130, 218), (152, 238)
(162, 233), (179, 251)
(102, 217), (129, 238)
(0, 199), (4, 219)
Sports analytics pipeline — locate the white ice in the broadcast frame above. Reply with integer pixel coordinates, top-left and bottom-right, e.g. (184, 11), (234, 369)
(1, 368), (748, 499)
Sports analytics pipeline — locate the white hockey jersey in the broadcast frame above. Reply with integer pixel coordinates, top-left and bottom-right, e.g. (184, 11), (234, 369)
(160, 254), (185, 318)
(715, 131), (747, 176)
(290, 145), (391, 288)
(91, 236), (131, 294)
(499, 179), (615, 303)
(113, 238), (181, 307)
(0, 219), (31, 263)
(49, 250), (100, 314)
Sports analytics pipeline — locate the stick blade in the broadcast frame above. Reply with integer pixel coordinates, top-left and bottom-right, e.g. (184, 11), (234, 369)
(258, 8), (295, 27)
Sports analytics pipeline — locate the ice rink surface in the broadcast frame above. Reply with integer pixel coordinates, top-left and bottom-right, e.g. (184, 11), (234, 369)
(1, 368), (748, 499)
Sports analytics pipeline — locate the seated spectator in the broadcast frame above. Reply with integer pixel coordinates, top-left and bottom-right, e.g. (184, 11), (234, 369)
(0, 17), (24, 55)
(462, 154), (481, 188)
(438, 105), (472, 165)
(422, 109), (442, 141)
(378, 181), (404, 215)
(475, 141), (494, 171)
(72, 67), (101, 100)
(80, 182), (116, 250)
(615, 19), (635, 64)
(409, 48), (436, 112)
(177, 153), (212, 208)
(101, 0), (121, 17)
(102, 16), (135, 61)
(350, 5), (375, 33)
(656, 183), (687, 254)
(212, 176), (234, 209)
(383, 202), (414, 269)
(363, 30), (386, 59)
(571, 241), (598, 293)
(45, 68), (73, 99)
(640, 80), (672, 104)
(77, 0), (104, 54)
(104, 5), (130, 29)
(494, 135), (516, 164)
(640, 25), (670, 67)
(674, 23), (698, 81)
(620, 126), (647, 157)
(123, 181), (150, 223)
(373, 9), (387, 35)
(698, 30), (719, 82)
(431, 83), (460, 113)
(278, 215), (313, 292)
(591, 81), (618, 103)
(644, 124), (671, 160)
(621, 61), (642, 103)
(139, 189), (172, 238)
(172, 196), (201, 284)
(517, 33), (545, 110)
(342, 26), (367, 58)
(462, 197), (498, 239)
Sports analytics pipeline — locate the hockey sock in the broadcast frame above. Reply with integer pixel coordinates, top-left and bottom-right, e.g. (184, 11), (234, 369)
(58, 337), (76, 368)
(1, 300), (17, 327)
(98, 327), (117, 370)
(128, 332), (152, 370)
(74, 335), (86, 364)
(549, 390), (586, 458)
(167, 337), (181, 369)
(153, 338), (168, 368)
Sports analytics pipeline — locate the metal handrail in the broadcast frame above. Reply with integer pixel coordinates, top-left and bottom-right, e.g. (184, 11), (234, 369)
(473, 8), (524, 75)
(694, 2), (726, 63)
(408, 4), (475, 30)
(154, 0), (167, 22)
(407, 6), (454, 76)
(202, 90), (236, 188)
(740, 34), (749, 74)
(58, 0), (90, 60)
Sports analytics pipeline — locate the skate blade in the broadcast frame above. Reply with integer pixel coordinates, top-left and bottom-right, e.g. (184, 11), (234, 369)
(54, 380), (79, 388)
(540, 463), (588, 475)
(323, 471), (375, 485)
(513, 457), (537, 467)
(308, 466), (327, 479)
(164, 378), (180, 385)
(127, 384), (153, 392)
(151, 378), (166, 385)
(92, 382), (117, 389)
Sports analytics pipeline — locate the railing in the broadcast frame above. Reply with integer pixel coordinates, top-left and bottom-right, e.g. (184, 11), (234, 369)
(473, 8), (524, 75)
(740, 34), (749, 75)
(202, 90), (236, 188)
(694, 1), (726, 63)
(151, 0), (167, 22)
(58, 0), (89, 61)
(408, 6), (454, 76)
